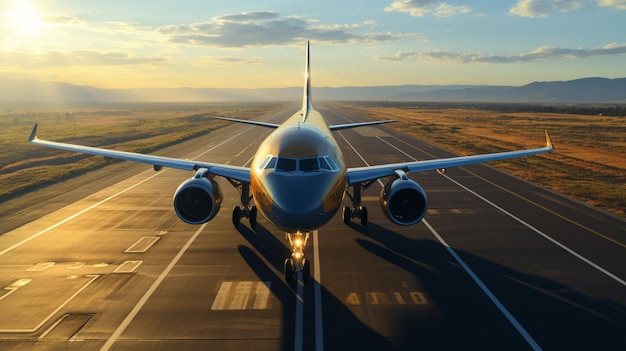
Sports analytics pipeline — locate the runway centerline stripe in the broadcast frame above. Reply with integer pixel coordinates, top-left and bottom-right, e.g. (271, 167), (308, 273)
(313, 230), (324, 351)
(345, 132), (541, 350)
(99, 222), (208, 351)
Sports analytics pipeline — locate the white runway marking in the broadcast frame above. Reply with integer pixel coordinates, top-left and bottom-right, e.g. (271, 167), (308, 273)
(444, 174), (626, 287)
(423, 219), (542, 351)
(342, 131), (541, 350)
(313, 230), (324, 351)
(99, 222), (207, 351)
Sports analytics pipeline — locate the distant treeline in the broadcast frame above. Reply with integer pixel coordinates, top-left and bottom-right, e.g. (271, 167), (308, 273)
(348, 101), (626, 117)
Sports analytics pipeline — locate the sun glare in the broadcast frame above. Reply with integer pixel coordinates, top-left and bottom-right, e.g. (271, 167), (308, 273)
(9, 1), (44, 37)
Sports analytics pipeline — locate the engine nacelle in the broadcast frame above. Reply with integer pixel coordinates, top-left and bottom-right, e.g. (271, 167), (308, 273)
(380, 170), (428, 226)
(173, 170), (222, 224)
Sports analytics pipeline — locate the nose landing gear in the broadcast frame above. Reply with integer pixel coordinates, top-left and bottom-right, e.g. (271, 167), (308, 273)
(284, 231), (311, 283)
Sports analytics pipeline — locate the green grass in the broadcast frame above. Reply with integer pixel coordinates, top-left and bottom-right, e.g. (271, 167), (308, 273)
(0, 102), (285, 201)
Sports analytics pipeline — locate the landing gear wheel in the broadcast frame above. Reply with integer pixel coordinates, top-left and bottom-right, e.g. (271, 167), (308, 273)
(301, 258), (311, 284)
(284, 258), (294, 282)
(232, 206), (241, 227)
(249, 206), (257, 228)
(359, 206), (368, 226)
(342, 206), (351, 225)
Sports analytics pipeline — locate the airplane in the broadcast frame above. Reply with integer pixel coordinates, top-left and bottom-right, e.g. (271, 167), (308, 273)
(28, 41), (554, 283)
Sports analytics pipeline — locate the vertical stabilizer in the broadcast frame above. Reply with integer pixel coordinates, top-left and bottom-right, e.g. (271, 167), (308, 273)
(301, 41), (312, 117)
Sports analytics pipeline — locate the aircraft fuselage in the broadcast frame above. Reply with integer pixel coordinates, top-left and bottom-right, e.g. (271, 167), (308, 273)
(250, 109), (346, 232)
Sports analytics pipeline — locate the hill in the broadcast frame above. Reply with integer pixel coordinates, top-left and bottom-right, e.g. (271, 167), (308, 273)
(1, 77), (625, 105)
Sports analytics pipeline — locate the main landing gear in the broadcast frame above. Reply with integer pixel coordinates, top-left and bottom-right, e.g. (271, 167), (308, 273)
(228, 181), (257, 228)
(342, 180), (376, 226)
(284, 231), (311, 284)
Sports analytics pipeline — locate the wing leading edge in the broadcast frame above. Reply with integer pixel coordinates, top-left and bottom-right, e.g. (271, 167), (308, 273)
(28, 123), (250, 182)
(346, 130), (554, 185)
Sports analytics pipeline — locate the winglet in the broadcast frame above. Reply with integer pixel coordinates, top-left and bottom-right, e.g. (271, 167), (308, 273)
(29, 123), (38, 142)
(545, 130), (554, 150)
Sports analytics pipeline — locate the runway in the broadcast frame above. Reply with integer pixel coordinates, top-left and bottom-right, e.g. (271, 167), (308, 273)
(1, 104), (625, 351)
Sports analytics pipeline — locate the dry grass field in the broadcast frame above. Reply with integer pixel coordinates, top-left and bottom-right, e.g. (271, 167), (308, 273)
(330, 102), (625, 218)
(0, 102), (285, 202)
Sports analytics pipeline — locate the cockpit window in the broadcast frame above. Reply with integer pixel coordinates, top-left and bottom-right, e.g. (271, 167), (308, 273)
(318, 157), (331, 170)
(276, 157), (297, 171)
(323, 156), (339, 171)
(299, 158), (319, 172)
(261, 155), (338, 172)
(264, 156), (277, 170)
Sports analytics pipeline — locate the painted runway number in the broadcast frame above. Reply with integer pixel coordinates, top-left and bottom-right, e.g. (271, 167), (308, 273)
(211, 281), (272, 310)
(345, 291), (428, 306)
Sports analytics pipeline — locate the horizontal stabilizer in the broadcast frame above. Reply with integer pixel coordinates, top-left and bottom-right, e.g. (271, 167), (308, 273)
(214, 117), (280, 129)
(328, 120), (395, 131)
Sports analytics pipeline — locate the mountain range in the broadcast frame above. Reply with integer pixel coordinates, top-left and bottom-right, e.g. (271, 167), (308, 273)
(1, 77), (625, 105)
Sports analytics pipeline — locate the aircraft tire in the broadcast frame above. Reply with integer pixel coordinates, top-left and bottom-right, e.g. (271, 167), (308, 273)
(302, 259), (311, 284)
(232, 206), (241, 227)
(249, 206), (257, 228)
(359, 206), (368, 226)
(284, 258), (294, 282)
(342, 206), (351, 225)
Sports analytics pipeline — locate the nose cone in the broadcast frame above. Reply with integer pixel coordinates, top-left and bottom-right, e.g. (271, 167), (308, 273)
(264, 172), (338, 231)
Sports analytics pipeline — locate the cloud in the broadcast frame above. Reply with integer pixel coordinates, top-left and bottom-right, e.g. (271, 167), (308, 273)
(374, 43), (626, 63)
(43, 15), (84, 25)
(3, 50), (166, 69)
(509, 0), (585, 17)
(596, 0), (626, 9)
(157, 11), (410, 48)
(193, 56), (269, 67)
(385, 0), (471, 17)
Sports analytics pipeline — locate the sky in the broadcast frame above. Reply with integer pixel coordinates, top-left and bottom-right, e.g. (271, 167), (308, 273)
(0, 0), (625, 89)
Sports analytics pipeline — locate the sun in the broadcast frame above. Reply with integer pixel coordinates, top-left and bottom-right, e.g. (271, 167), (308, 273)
(9, 1), (44, 37)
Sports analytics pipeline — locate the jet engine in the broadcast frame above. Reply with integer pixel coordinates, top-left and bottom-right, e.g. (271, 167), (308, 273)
(380, 170), (428, 226)
(173, 168), (222, 224)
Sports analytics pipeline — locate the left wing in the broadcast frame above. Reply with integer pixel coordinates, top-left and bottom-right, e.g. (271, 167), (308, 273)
(346, 130), (554, 184)
(28, 124), (250, 182)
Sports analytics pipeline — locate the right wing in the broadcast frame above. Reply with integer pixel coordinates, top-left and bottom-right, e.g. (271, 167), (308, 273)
(28, 124), (250, 182)
(347, 131), (554, 185)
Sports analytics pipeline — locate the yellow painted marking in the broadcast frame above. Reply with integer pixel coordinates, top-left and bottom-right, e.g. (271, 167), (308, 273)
(211, 282), (232, 310)
(27, 262), (55, 271)
(125, 237), (160, 253)
(394, 292), (407, 305)
(113, 260), (142, 273)
(346, 291), (429, 306)
(253, 282), (271, 310)
(450, 209), (462, 214)
(229, 281), (253, 310)
(428, 209), (439, 215)
(211, 281), (273, 310)
(410, 292), (428, 305)
(346, 292), (361, 306)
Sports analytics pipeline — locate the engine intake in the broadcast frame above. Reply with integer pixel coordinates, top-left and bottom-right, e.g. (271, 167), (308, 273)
(380, 170), (428, 225)
(173, 169), (222, 224)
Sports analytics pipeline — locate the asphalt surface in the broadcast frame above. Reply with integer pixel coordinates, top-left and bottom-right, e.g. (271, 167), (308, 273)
(0, 104), (624, 351)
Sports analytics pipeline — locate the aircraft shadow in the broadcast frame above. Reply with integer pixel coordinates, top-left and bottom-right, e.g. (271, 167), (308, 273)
(350, 222), (626, 350)
(236, 223), (399, 351)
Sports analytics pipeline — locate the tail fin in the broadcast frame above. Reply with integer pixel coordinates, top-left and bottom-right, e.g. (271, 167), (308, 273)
(301, 41), (312, 117)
